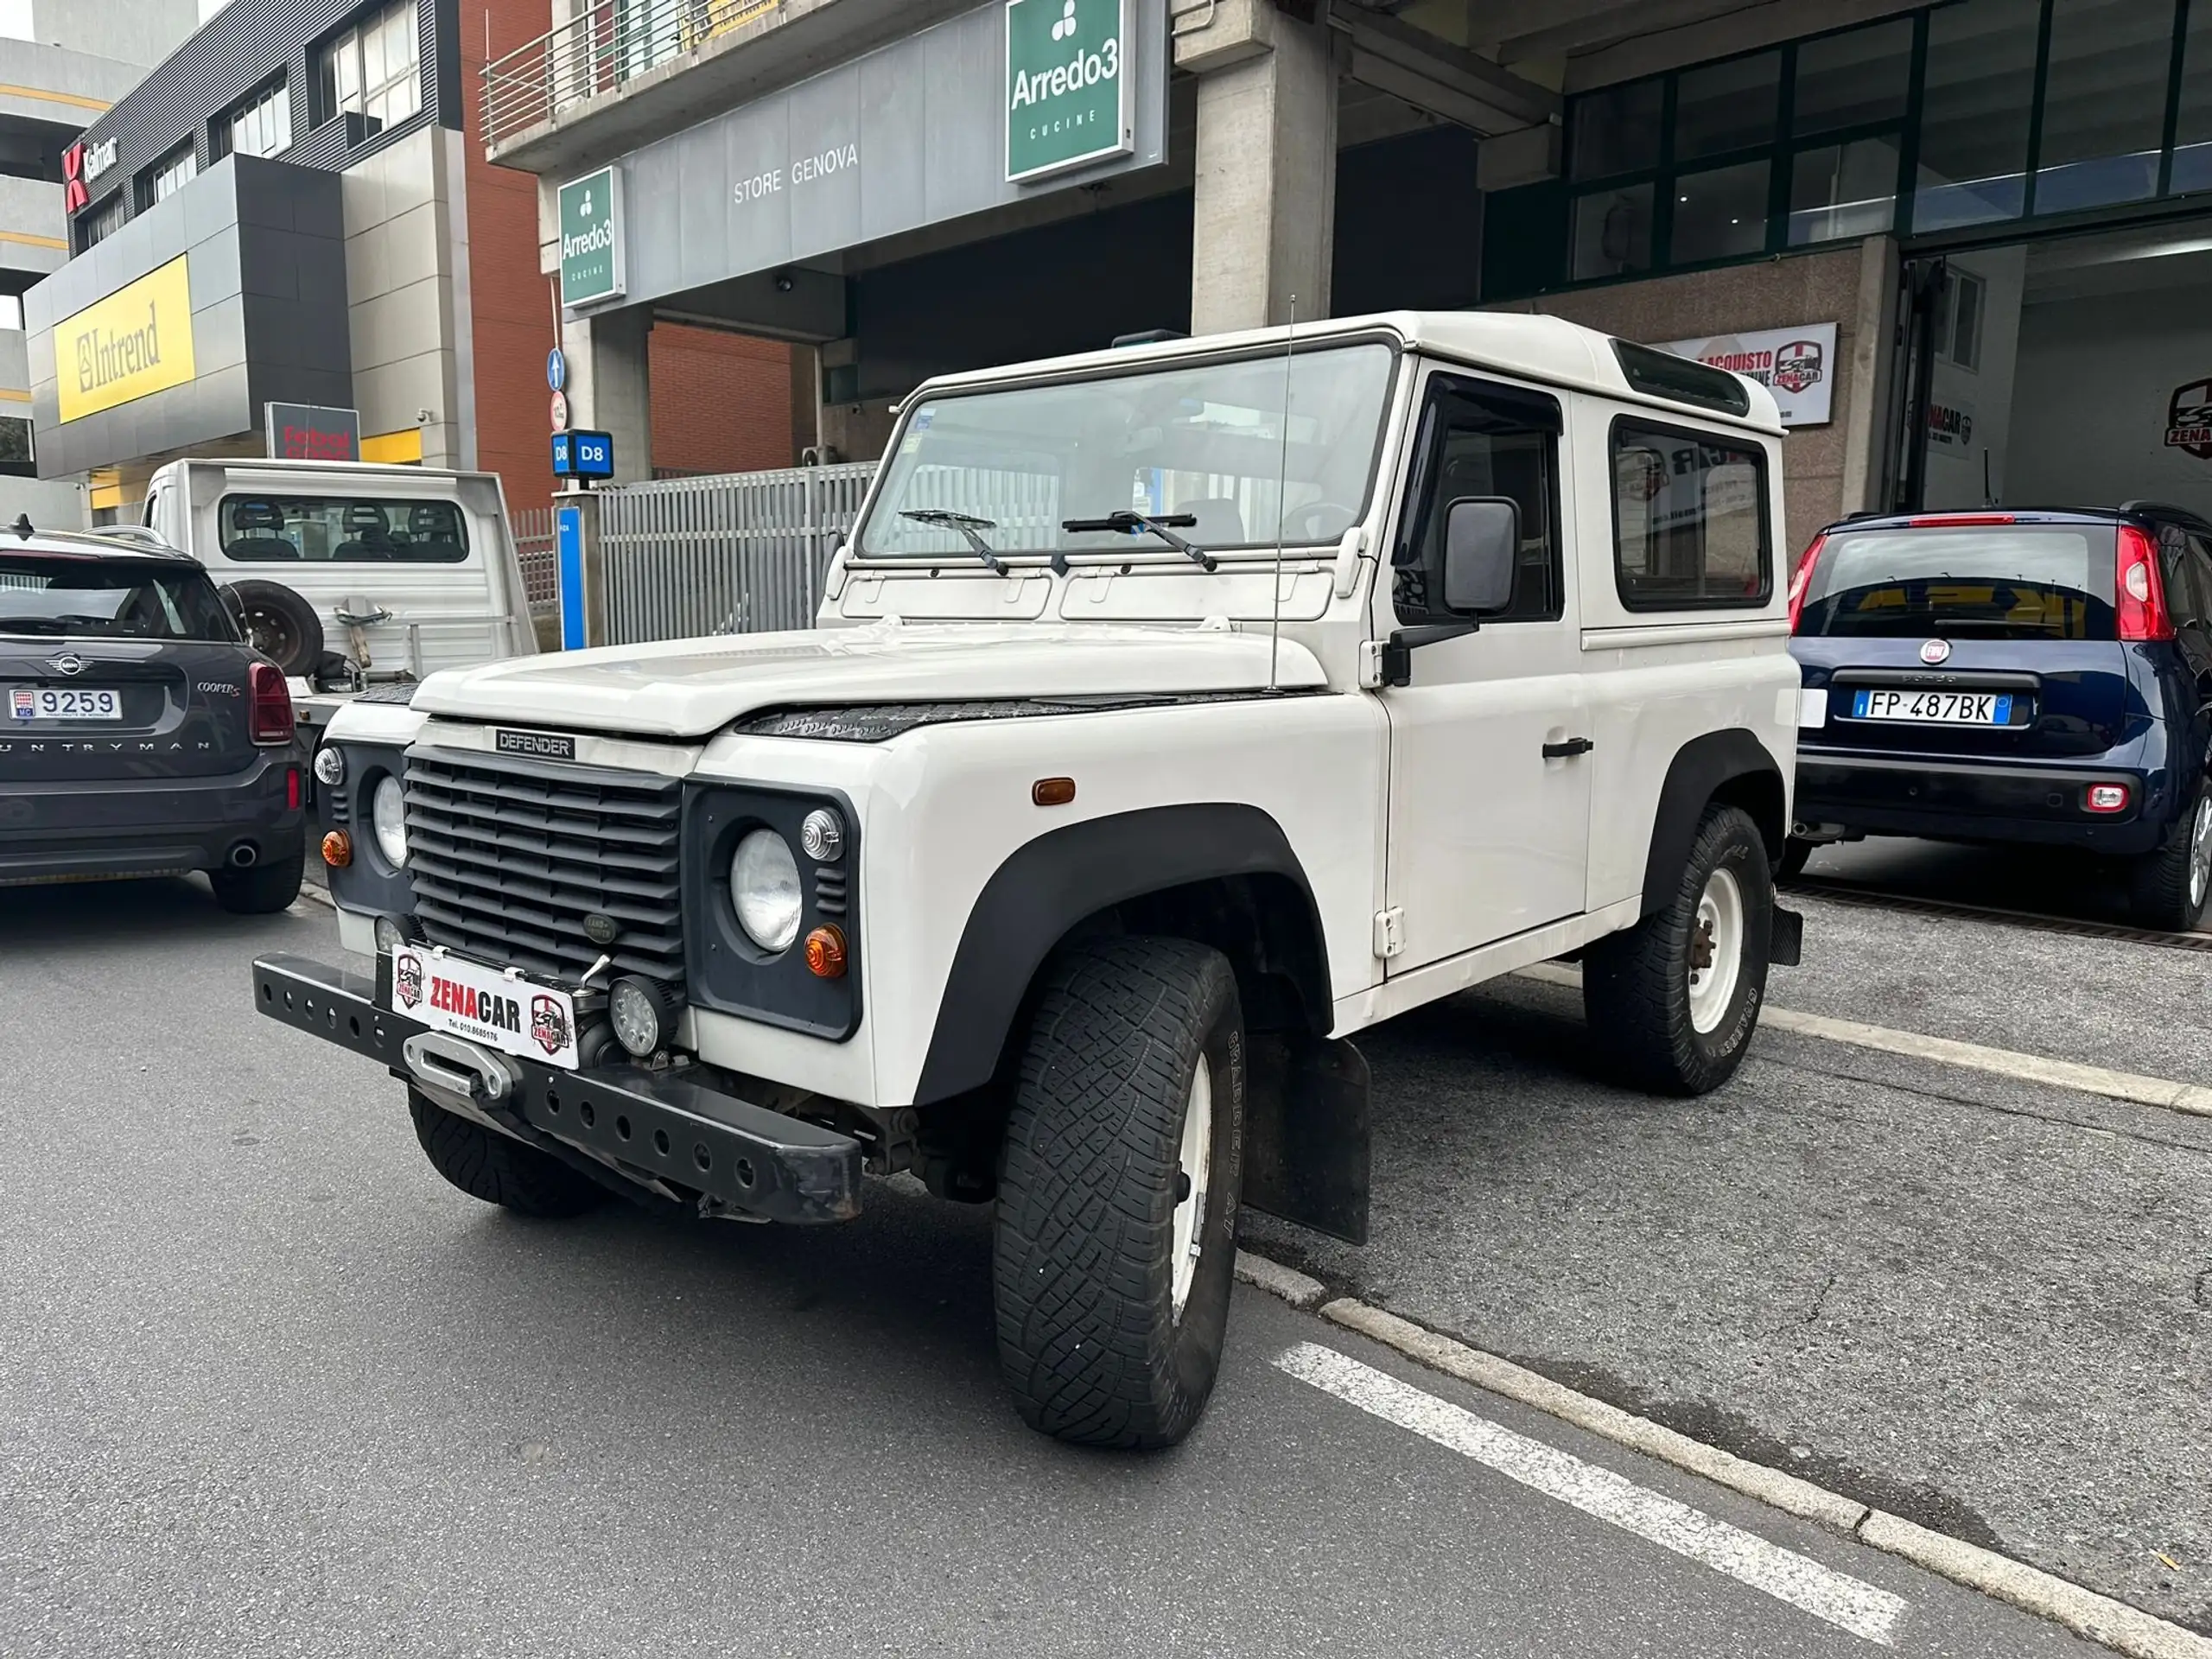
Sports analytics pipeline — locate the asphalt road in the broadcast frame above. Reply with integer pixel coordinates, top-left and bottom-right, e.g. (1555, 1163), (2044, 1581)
(0, 877), (2126, 1658)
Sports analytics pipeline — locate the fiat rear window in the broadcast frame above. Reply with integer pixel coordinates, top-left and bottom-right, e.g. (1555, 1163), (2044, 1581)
(1799, 524), (2115, 640)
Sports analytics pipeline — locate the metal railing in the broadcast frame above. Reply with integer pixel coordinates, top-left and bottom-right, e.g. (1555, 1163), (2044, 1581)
(601, 461), (874, 645)
(512, 505), (560, 617)
(482, 0), (785, 149)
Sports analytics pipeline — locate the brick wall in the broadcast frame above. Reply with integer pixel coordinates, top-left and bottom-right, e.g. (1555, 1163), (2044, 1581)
(649, 325), (796, 477)
(463, 0), (560, 514)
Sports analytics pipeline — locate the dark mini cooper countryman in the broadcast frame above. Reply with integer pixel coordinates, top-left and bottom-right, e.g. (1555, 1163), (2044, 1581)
(1786, 506), (2212, 931)
(0, 527), (306, 912)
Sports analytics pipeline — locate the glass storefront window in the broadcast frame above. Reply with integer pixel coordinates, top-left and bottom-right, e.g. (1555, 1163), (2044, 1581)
(1789, 137), (1900, 245)
(2035, 0), (2177, 213)
(1670, 161), (1770, 264)
(1675, 52), (1780, 162)
(1569, 79), (1663, 181)
(1570, 184), (1655, 280)
(1792, 19), (1911, 137)
(1914, 0), (2041, 232)
(2174, 0), (2212, 194)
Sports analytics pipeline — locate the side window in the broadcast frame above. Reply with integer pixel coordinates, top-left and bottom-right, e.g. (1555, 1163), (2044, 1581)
(1392, 375), (1563, 626)
(1610, 419), (1772, 612)
(2183, 532), (2212, 630)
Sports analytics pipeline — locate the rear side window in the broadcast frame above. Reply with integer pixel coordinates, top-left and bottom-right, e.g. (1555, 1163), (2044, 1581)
(1799, 525), (2116, 640)
(0, 556), (235, 640)
(219, 494), (469, 563)
(1611, 419), (1771, 611)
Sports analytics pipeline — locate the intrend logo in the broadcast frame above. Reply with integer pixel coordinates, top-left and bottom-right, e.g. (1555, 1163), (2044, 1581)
(75, 302), (166, 396)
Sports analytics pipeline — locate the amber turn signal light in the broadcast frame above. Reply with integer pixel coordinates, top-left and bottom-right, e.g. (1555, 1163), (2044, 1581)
(321, 830), (353, 868)
(1032, 776), (1076, 807)
(804, 924), (848, 978)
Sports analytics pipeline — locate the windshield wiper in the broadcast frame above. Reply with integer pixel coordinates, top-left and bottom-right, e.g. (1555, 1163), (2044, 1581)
(1061, 510), (1217, 573)
(899, 509), (1006, 575)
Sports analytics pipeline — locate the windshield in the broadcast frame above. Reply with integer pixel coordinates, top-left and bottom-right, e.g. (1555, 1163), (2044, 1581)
(0, 556), (236, 640)
(1800, 525), (2117, 640)
(856, 343), (1397, 560)
(219, 494), (469, 563)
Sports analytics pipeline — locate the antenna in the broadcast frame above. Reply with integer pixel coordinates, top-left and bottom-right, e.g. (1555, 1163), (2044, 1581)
(1268, 295), (1297, 692)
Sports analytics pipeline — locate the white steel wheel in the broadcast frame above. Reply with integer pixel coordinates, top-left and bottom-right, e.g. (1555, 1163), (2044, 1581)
(1687, 867), (1745, 1035)
(1171, 1054), (1214, 1322)
(2190, 795), (2212, 914)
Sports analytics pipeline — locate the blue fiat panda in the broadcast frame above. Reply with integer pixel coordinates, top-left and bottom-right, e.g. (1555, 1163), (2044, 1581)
(1785, 505), (2212, 931)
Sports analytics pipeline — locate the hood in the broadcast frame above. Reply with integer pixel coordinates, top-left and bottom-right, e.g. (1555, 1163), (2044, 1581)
(410, 623), (1329, 739)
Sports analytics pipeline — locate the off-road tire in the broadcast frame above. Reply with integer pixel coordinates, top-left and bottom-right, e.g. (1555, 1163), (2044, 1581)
(1776, 836), (1814, 882)
(994, 936), (1246, 1450)
(2126, 785), (2212, 932)
(209, 844), (306, 914)
(1585, 804), (1773, 1096)
(407, 1090), (607, 1218)
(222, 579), (325, 677)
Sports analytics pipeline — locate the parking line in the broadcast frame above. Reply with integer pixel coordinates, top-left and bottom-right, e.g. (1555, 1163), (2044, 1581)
(1274, 1341), (1909, 1647)
(1515, 963), (2212, 1120)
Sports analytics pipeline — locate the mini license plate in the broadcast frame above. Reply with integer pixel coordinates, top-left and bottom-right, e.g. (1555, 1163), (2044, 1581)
(11, 687), (122, 721)
(390, 944), (582, 1071)
(1849, 688), (2013, 726)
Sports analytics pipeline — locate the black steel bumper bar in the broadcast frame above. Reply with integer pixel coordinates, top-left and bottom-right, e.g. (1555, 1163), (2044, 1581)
(251, 952), (863, 1224)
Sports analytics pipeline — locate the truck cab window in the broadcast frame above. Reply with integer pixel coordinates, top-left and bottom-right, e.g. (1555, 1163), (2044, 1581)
(1393, 376), (1563, 626)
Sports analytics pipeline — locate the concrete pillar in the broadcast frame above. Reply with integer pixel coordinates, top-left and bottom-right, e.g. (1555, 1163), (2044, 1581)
(563, 303), (653, 484)
(1181, 0), (1338, 336)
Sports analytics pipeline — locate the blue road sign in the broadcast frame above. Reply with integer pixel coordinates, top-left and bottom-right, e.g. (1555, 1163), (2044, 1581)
(551, 429), (614, 480)
(546, 347), (568, 393)
(556, 503), (585, 650)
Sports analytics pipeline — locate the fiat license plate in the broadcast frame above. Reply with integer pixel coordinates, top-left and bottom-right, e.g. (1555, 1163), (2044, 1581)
(11, 687), (122, 721)
(390, 944), (582, 1071)
(1849, 689), (2012, 726)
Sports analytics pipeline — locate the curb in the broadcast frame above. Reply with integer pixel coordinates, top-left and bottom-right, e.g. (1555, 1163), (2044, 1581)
(1236, 1254), (2212, 1659)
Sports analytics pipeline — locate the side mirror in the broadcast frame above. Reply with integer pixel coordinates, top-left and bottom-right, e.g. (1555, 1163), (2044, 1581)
(1442, 497), (1519, 614)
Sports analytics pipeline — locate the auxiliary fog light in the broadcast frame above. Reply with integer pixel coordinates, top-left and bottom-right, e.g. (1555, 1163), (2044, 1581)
(609, 976), (677, 1058)
(373, 914), (408, 957)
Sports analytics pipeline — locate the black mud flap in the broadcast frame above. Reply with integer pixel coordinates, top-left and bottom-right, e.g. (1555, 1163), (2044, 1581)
(1770, 905), (1804, 968)
(1242, 1032), (1371, 1245)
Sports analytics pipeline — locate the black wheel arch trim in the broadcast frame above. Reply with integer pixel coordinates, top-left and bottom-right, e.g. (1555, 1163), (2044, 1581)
(912, 803), (1331, 1108)
(1640, 728), (1787, 919)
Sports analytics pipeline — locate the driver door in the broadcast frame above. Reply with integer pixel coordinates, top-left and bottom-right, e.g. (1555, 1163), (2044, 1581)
(1381, 370), (1592, 973)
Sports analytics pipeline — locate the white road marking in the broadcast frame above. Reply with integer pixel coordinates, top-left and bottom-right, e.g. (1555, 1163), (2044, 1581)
(1515, 963), (2212, 1119)
(1275, 1342), (1908, 1647)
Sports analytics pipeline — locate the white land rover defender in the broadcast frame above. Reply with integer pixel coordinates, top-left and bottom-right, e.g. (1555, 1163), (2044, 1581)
(255, 312), (1804, 1449)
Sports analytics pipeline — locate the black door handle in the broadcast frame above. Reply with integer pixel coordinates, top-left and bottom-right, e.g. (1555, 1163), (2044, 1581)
(1542, 737), (1595, 759)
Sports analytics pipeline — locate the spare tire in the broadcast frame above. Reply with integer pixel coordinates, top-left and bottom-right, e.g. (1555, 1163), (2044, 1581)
(222, 580), (324, 677)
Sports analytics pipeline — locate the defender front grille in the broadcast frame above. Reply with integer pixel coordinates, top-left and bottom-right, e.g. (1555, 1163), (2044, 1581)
(404, 746), (685, 991)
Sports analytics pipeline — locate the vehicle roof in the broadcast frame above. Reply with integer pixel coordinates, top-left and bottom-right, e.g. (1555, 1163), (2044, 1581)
(0, 525), (198, 566)
(158, 457), (499, 486)
(901, 310), (1788, 435)
(1826, 505), (2212, 535)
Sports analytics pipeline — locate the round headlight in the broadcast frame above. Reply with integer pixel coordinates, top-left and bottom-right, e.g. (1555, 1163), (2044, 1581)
(370, 775), (409, 868)
(799, 807), (845, 863)
(373, 914), (405, 957)
(609, 976), (675, 1059)
(313, 746), (346, 787)
(729, 827), (802, 952)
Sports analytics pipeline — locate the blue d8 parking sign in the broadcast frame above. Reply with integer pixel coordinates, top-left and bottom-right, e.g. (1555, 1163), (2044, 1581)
(551, 429), (614, 480)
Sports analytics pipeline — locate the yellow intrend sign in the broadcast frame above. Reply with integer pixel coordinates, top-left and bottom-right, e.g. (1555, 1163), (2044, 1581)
(56, 255), (195, 423)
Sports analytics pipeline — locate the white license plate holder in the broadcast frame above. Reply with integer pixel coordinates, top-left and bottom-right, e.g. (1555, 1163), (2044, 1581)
(390, 944), (582, 1071)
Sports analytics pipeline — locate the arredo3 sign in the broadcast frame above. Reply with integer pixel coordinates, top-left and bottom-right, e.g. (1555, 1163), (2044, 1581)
(553, 0), (1161, 321)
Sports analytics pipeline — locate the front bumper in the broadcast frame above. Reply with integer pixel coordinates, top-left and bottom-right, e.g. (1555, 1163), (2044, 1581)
(1796, 750), (2164, 854)
(0, 752), (303, 884)
(251, 952), (863, 1224)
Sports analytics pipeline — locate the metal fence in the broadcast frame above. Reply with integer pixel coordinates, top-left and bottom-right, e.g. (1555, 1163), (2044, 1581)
(482, 0), (784, 149)
(512, 505), (559, 617)
(601, 461), (875, 645)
